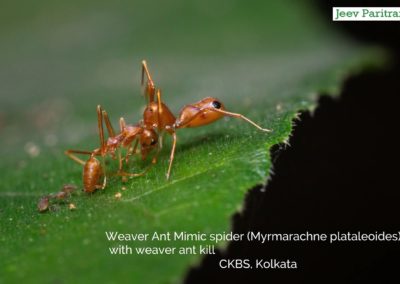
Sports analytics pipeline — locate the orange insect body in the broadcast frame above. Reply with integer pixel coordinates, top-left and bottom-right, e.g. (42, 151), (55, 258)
(140, 60), (271, 179)
(65, 106), (159, 192)
(143, 102), (175, 132)
(82, 156), (103, 193)
(65, 60), (271, 192)
(175, 97), (225, 128)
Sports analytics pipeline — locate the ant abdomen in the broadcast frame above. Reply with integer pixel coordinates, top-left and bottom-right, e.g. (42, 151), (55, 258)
(83, 156), (103, 193)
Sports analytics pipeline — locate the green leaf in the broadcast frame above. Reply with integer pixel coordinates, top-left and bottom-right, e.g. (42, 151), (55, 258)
(0, 1), (384, 283)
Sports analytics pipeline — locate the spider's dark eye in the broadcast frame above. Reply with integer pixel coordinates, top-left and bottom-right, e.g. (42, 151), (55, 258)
(150, 139), (157, 146)
(212, 100), (221, 109)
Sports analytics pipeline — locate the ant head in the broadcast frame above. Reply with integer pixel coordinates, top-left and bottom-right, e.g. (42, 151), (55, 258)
(140, 129), (158, 159)
(140, 129), (158, 148)
(197, 97), (225, 110)
(175, 97), (225, 128)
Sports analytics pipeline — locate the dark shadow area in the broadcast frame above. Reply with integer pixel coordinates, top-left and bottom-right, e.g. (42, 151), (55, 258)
(185, 2), (400, 283)
(185, 50), (400, 284)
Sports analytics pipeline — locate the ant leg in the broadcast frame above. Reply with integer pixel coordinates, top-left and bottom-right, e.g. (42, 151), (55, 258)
(154, 132), (164, 164)
(119, 117), (127, 169)
(151, 130), (163, 165)
(65, 149), (93, 165)
(102, 109), (115, 137)
(156, 89), (163, 111)
(166, 131), (177, 180)
(99, 158), (107, 189)
(96, 105), (106, 150)
(118, 146), (160, 177)
(119, 117), (126, 131)
(141, 60), (155, 103)
(118, 155), (153, 177)
(100, 174), (107, 189)
(210, 108), (271, 132)
(117, 170), (148, 177)
(103, 109), (123, 170)
(141, 60), (154, 87)
(125, 139), (139, 164)
(95, 178), (106, 190)
(117, 119), (142, 173)
(156, 89), (163, 128)
(96, 106), (108, 188)
(158, 133), (164, 149)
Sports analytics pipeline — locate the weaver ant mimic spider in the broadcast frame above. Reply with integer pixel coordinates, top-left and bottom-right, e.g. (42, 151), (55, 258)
(140, 60), (272, 180)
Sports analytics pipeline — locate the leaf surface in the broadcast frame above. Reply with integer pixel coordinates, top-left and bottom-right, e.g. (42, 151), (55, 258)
(0, 1), (383, 283)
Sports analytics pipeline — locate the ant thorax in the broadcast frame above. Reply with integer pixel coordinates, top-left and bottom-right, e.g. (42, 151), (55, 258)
(143, 101), (176, 130)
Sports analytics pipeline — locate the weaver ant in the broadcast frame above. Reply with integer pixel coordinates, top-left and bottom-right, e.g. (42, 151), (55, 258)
(64, 60), (271, 193)
(65, 105), (159, 193)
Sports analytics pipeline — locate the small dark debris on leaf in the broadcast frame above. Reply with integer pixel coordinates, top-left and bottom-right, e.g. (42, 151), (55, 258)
(61, 184), (77, 194)
(38, 196), (50, 212)
(49, 204), (60, 212)
(37, 183), (78, 213)
(54, 191), (68, 200)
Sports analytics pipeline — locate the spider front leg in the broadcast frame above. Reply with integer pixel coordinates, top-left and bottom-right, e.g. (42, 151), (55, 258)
(102, 108), (125, 170)
(102, 108), (116, 137)
(65, 149), (94, 165)
(141, 60), (156, 104)
(208, 108), (271, 132)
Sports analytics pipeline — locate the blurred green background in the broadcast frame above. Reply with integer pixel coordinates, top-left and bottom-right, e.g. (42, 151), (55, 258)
(0, 0), (344, 159)
(0, 1), (377, 283)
